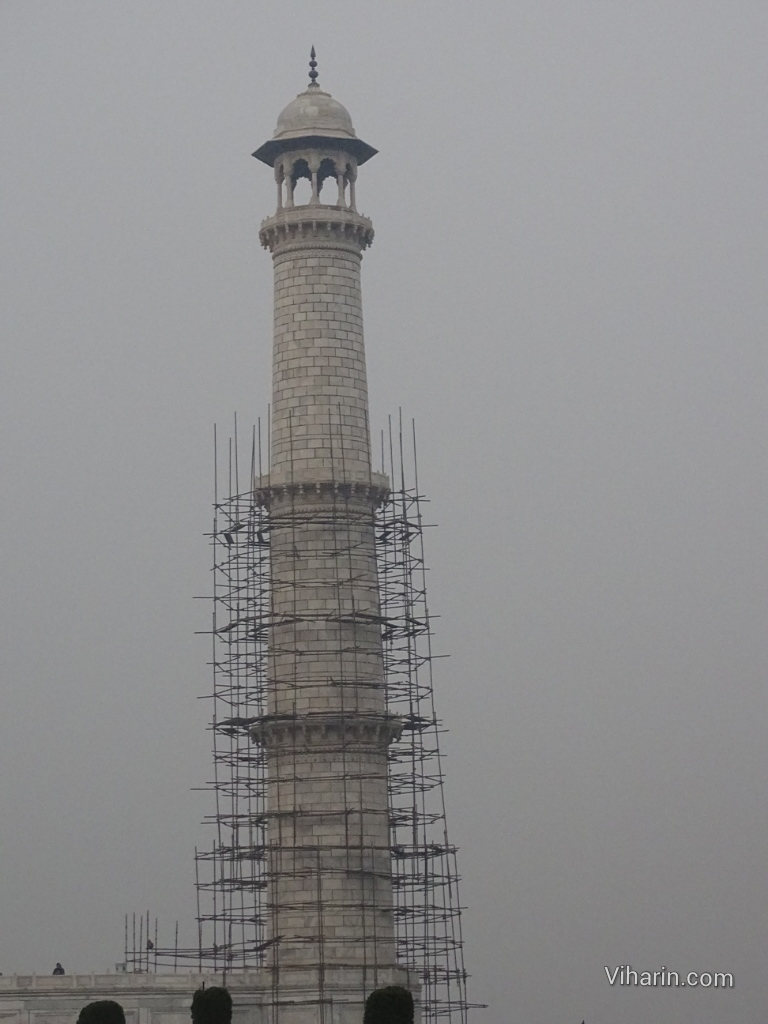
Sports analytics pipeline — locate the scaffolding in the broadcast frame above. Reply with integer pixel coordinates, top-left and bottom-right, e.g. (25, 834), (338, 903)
(196, 419), (271, 976)
(377, 419), (470, 1021)
(138, 415), (474, 1020)
(121, 913), (189, 973)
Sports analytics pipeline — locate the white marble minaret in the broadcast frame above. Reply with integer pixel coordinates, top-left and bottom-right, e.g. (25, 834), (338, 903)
(251, 52), (417, 1022)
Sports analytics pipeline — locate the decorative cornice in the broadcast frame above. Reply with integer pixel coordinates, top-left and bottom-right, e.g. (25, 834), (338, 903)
(0, 972), (267, 993)
(254, 474), (389, 509)
(260, 206), (374, 254)
(251, 712), (403, 750)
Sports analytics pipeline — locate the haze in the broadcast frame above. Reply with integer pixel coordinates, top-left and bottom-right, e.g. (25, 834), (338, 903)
(1, 3), (767, 1022)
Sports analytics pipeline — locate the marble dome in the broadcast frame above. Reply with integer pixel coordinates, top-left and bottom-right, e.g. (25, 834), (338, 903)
(274, 86), (357, 142)
(253, 83), (377, 167)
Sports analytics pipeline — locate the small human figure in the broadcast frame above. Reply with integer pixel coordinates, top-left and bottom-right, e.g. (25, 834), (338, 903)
(52, 963), (65, 975)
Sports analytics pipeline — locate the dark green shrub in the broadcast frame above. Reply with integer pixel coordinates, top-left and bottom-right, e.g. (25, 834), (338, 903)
(190, 986), (233, 1024)
(77, 1001), (126, 1024)
(363, 986), (414, 1024)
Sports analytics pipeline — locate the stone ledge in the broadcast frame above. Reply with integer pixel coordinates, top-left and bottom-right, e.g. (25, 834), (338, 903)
(260, 207), (374, 254)
(250, 712), (402, 750)
(254, 473), (389, 509)
(0, 973), (266, 994)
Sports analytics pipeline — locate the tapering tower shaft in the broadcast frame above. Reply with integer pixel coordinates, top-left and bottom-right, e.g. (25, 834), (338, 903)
(268, 217), (374, 488)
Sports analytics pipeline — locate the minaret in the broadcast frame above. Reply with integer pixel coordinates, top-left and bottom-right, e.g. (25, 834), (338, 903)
(252, 52), (414, 1018)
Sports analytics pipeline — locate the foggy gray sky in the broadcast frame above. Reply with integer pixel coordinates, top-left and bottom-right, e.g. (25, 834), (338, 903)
(1, 2), (767, 1022)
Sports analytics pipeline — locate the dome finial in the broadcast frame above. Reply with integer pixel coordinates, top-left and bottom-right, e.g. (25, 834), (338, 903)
(308, 46), (319, 88)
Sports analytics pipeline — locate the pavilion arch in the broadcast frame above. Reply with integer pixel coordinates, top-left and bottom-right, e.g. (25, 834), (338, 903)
(289, 158), (312, 205)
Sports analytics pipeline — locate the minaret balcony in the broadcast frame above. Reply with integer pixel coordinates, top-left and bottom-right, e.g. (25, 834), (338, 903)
(253, 473), (390, 509)
(259, 204), (374, 252)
